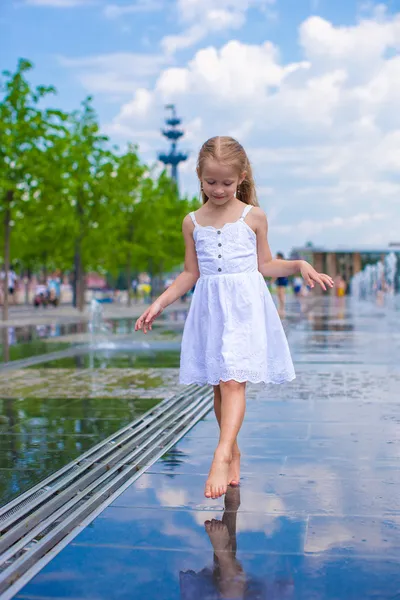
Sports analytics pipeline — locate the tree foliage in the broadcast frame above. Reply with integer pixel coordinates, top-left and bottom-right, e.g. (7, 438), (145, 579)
(0, 59), (199, 317)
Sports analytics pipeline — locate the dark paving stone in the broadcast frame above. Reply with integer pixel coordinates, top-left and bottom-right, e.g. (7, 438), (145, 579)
(148, 454), (285, 476)
(164, 434), (400, 461)
(305, 516), (400, 558)
(186, 420), (310, 439)
(281, 457), (400, 484)
(14, 545), (400, 600)
(71, 504), (307, 555)
(197, 399), (313, 423)
(12, 298), (400, 599)
(110, 472), (400, 516)
(309, 421), (399, 441)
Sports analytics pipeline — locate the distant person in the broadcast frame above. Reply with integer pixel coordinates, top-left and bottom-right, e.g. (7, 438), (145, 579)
(34, 279), (48, 308)
(47, 273), (61, 306)
(292, 275), (303, 297)
(131, 278), (138, 302)
(135, 135), (333, 500)
(0, 266), (18, 305)
(336, 275), (347, 298)
(274, 252), (289, 317)
(9, 267), (18, 304)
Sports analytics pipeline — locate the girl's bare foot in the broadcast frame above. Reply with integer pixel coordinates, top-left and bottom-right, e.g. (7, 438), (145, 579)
(204, 519), (232, 554)
(228, 451), (241, 486)
(205, 451), (231, 499)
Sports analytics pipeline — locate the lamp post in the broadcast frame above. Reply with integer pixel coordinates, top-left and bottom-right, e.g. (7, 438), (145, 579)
(158, 104), (188, 190)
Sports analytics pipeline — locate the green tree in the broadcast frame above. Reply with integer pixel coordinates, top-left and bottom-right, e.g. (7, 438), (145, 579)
(62, 97), (111, 310)
(137, 171), (199, 298)
(14, 131), (75, 280)
(103, 145), (146, 305)
(0, 59), (63, 320)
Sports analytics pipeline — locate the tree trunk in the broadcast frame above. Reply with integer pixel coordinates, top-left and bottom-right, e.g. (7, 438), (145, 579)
(2, 326), (9, 363)
(126, 255), (132, 307)
(74, 193), (85, 310)
(78, 269), (86, 311)
(2, 190), (12, 322)
(73, 246), (80, 309)
(126, 223), (134, 307)
(148, 258), (154, 301)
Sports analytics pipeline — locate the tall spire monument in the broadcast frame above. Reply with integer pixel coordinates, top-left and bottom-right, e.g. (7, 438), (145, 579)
(158, 104), (188, 190)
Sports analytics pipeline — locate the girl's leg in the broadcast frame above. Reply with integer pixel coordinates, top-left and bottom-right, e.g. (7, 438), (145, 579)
(205, 380), (246, 499)
(213, 385), (241, 485)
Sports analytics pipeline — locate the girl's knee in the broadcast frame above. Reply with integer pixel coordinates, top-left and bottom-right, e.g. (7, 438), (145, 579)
(213, 383), (221, 394)
(220, 379), (245, 392)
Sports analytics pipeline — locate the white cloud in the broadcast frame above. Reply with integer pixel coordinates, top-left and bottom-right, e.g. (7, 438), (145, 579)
(157, 41), (303, 102)
(71, 9), (400, 251)
(274, 211), (388, 236)
(162, 0), (276, 55)
(300, 12), (400, 66)
(177, 0), (275, 24)
(59, 53), (169, 96)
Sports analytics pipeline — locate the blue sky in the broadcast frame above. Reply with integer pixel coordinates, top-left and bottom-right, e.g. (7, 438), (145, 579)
(2, 0), (400, 252)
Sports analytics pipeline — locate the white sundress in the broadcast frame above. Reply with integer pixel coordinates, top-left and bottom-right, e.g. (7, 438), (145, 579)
(179, 203), (296, 386)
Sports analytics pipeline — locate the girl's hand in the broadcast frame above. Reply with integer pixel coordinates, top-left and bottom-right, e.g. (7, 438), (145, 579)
(300, 261), (334, 291)
(135, 301), (164, 334)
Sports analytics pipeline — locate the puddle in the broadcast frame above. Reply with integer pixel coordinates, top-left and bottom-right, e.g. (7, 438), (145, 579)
(0, 340), (73, 363)
(26, 350), (181, 369)
(0, 396), (162, 506)
(1, 317), (184, 364)
(1, 318), (142, 345)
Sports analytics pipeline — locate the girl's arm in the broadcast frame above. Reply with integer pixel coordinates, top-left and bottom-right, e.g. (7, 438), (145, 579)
(135, 215), (199, 334)
(251, 208), (334, 291)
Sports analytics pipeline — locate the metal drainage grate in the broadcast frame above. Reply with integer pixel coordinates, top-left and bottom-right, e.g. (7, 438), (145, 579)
(0, 385), (213, 599)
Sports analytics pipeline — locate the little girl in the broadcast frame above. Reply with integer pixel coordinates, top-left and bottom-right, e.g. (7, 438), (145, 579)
(135, 136), (333, 500)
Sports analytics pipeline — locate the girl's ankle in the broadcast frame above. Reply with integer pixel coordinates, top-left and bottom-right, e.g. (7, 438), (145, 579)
(214, 447), (232, 462)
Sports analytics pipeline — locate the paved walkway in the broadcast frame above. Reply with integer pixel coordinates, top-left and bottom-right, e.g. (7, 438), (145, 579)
(13, 298), (400, 599)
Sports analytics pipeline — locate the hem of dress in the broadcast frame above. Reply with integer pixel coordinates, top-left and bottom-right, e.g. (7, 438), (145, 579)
(179, 373), (296, 386)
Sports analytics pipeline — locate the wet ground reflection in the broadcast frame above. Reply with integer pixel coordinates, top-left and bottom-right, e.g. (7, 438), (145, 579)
(179, 486), (295, 599)
(27, 349), (181, 369)
(0, 396), (161, 505)
(10, 298), (400, 599)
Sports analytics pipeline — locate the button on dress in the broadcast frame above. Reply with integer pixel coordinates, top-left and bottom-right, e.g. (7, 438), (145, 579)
(179, 204), (295, 385)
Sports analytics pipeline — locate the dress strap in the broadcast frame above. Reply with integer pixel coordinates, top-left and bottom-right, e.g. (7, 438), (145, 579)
(240, 204), (253, 220)
(189, 212), (197, 225)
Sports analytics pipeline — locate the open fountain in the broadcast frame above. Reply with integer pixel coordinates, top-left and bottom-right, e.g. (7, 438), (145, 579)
(351, 252), (398, 303)
(88, 299), (117, 351)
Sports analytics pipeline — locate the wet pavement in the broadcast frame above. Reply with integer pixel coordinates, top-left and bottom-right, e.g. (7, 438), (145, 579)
(10, 297), (400, 599)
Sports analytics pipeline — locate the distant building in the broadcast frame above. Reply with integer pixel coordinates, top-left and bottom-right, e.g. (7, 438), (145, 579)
(291, 243), (400, 293)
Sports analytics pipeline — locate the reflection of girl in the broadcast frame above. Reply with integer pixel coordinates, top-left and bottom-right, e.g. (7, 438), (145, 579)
(179, 487), (295, 599)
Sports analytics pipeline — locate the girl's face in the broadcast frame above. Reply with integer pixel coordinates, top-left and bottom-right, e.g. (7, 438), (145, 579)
(200, 159), (244, 206)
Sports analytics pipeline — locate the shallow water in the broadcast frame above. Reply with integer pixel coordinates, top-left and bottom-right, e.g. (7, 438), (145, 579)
(0, 395), (162, 506)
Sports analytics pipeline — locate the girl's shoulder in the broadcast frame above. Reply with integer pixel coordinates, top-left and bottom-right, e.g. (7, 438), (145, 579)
(248, 205), (266, 218)
(246, 205), (268, 227)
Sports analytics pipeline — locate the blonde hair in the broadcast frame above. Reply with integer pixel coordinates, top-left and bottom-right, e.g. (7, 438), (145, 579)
(197, 136), (259, 206)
